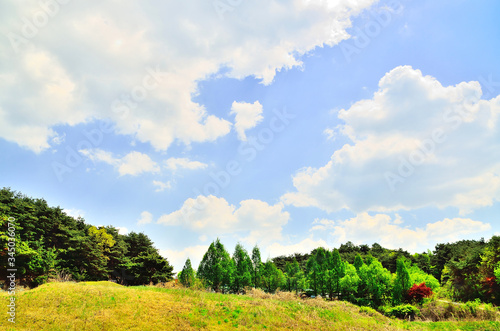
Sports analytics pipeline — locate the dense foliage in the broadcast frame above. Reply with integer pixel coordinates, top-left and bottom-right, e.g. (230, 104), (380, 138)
(0, 188), (173, 287)
(192, 237), (499, 309)
(272, 238), (499, 305)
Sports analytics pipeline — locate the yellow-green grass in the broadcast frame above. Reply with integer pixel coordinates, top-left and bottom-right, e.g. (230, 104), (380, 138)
(0, 282), (498, 330)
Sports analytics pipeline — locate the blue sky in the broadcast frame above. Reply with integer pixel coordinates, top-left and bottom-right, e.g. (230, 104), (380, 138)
(1, 0), (499, 272)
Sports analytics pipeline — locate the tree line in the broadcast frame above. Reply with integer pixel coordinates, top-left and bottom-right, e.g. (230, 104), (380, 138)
(181, 237), (499, 307)
(0, 188), (173, 287)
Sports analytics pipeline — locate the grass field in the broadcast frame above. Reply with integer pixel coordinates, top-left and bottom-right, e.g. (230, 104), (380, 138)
(1, 281), (499, 330)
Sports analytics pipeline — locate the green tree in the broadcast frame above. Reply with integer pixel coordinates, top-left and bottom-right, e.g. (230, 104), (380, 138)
(306, 252), (321, 296)
(131, 251), (173, 284)
(412, 251), (433, 275)
(285, 259), (303, 294)
(494, 263), (500, 285)
(251, 245), (262, 288)
(261, 260), (285, 293)
(124, 232), (154, 258)
(358, 258), (392, 307)
(354, 253), (364, 271)
(232, 243), (253, 293)
(407, 265), (440, 292)
(339, 262), (360, 302)
(198, 239), (234, 293)
(445, 241), (485, 302)
(306, 247), (328, 296)
(179, 258), (196, 287)
(123, 232), (173, 285)
(393, 258), (411, 305)
(479, 236), (500, 304)
(0, 188), (173, 286)
(325, 249), (345, 300)
(104, 226), (130, 285)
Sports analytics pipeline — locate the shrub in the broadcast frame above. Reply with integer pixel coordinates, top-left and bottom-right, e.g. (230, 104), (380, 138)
(384, 304), (420, 320)
(419, 298), (499, 321)
(406, 282), (432, 304)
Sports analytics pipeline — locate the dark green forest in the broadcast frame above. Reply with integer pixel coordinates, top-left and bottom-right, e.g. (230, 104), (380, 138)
(0, 188), (173, 287)
(2, 187), (499, 310)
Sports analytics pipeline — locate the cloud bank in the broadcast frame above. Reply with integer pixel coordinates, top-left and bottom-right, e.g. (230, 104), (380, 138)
(283, 66), (500, 214)
(0, 0), (376, 153)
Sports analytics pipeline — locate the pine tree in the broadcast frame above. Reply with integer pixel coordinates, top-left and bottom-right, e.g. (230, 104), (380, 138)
(251, 245), (262, 288)
(179, 258), (195, 287)
(393, 258), (411, 305)
(285, 259), (302, 293)
(198, 239), (233, 292)
(232, 243), (253, 293)
(325, 249), (345, 300)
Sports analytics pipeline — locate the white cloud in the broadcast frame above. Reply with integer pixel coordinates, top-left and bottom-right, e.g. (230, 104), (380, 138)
(116, 227), (129, 235)
(80, 148), (160, 176)
(118, 151), (160, 176)
(329, 213), (492, 252)
(235, 199), (290, 245)
(153, 180), (172, 192)
(137, 211), (153, 225)
(0, 0), (377, 153)
(160, 245), (210, 273)
(230, 101), (264, 141)
(63, 208), (84, 219)
(157, 195), (290, 246)
(282, 66), (500, 214)
(164, 158), (208, 171)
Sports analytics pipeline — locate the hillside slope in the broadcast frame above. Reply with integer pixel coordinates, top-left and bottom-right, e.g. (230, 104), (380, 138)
(1, 282), (499, 330)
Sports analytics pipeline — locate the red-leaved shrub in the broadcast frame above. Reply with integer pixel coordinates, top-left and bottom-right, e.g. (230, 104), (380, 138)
(406, 282), (432, 303)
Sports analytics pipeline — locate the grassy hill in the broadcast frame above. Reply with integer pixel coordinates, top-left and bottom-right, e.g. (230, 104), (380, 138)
(1, 281), (499, 330)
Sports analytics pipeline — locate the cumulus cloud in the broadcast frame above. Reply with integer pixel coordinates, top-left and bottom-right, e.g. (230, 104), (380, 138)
(230, 101), (264, 141)
(137, 211), (153, 225)
(282, 66), (500, 214)
(329, 213), (492, 252)
(0, 0), (377, 153)
(118, 151), (161, 176)
(80, 148), (160, 176)
(164, 158), (208, 171)
(160, 245), (209, 273)
(157, 195), (290, 246)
